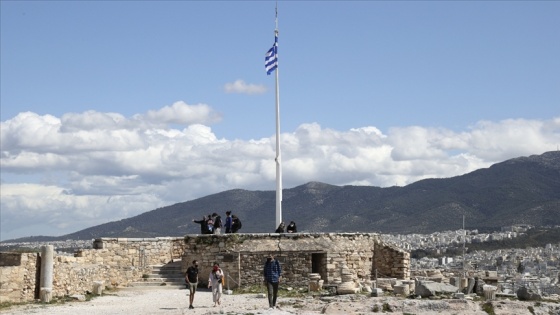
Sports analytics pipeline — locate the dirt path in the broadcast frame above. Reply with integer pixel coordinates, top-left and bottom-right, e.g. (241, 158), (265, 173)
(1, 287), (320, 315)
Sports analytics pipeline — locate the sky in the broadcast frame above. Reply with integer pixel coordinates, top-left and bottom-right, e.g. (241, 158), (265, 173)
(1, 1), (559, 241)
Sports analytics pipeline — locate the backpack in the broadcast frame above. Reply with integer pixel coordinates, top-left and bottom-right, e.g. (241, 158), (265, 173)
(237, 219), (242, 229)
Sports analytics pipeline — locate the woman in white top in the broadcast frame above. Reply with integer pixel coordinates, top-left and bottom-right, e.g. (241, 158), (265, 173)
(208, 262), (224, 306)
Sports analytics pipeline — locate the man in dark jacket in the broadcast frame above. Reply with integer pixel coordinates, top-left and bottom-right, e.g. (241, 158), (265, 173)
(263, 254), (282, 309)
(192, 216), (209, 234)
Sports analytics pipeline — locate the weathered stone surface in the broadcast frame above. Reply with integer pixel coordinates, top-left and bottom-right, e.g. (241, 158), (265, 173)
(415, 280), (459, 298)
(517, 285), (542, 301)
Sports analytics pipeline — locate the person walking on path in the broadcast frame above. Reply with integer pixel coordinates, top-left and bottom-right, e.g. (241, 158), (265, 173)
(208, 262), (224, 307)
(185, 260), (199, 309)
(263, 253), (282, 309)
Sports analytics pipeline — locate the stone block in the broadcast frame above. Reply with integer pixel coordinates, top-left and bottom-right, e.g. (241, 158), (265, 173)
(371, 288), (383, 297)
(393, 284), (409, 296)
(93, 281), (104, 295)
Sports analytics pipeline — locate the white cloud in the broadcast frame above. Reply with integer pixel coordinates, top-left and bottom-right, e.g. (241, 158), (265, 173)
(1, 105), (559, 240)
(224, 79), (267, 95)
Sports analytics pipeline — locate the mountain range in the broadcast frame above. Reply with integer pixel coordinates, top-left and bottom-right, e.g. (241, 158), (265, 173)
(5, 151), (560, 242)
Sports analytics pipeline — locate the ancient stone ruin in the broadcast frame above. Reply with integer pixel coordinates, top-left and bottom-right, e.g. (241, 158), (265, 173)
(0, 233), (410, 303)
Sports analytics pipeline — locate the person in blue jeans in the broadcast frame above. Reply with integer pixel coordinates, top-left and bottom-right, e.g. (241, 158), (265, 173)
(263, 253), (282, 309)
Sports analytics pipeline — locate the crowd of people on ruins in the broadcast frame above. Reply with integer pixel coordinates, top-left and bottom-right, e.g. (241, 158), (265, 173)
(192, 211), (242, 234)
(187, 212), (291, 310)
(193, 211), (298, 235)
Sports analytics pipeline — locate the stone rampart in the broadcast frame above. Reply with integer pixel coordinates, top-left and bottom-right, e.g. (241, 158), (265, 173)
(0, 234), (408, 303)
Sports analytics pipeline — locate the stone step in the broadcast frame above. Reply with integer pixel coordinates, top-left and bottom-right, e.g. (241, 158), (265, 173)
(131, 262), (185, 289)
(128, 281), (186, 289)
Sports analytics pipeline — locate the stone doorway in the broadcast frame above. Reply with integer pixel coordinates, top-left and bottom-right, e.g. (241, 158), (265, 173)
(311, 253), (327, 282)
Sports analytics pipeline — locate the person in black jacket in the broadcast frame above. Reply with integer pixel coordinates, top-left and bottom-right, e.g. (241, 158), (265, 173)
(286, 221), (297, 233)
(231, 215), (242, 233)
(193, 216), (209, 234)
(275, 222), (285, 233)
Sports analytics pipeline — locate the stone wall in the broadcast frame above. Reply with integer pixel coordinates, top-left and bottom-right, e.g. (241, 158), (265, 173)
(373, 243), (410, 280)
(0, 237), (185, 303)
(89, 237), (185, 267)
(0, 252), (39, 303)
(181, 233), (410, 288)
(0, 234), (409, 303)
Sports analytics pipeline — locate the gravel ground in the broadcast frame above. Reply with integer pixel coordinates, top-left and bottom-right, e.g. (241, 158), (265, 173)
(3, 287), (560, 315)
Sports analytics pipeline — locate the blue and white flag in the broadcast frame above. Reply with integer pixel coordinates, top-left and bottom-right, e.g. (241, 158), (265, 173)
(265, 35), (278, 75)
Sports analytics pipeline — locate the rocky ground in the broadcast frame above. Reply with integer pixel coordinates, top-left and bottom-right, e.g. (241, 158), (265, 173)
(2, 287), (560, 315)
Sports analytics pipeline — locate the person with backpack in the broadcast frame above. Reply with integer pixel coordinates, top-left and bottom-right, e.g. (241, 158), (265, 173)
(231, 215), (242, 233)
(213, 213), (223, 234)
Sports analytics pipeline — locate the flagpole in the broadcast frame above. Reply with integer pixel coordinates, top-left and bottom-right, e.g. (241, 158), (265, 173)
(274, 6), (282, 229)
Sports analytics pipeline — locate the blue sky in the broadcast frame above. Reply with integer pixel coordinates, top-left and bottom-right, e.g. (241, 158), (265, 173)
(1, 1), (559, 240)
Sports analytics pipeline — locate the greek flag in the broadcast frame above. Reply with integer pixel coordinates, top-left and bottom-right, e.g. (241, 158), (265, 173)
(265, 35), (278, 75)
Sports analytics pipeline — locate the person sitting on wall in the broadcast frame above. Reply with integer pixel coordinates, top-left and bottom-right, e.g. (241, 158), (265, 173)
(286, 221), (297, 233)
(275, 222), (285, 233)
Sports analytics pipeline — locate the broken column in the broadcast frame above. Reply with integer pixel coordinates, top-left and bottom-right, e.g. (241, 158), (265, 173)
(308, 273), (323, 292)
(40, 245), (54, 303)
(337, 263), (360, 294)
(483, 285), (497, 300)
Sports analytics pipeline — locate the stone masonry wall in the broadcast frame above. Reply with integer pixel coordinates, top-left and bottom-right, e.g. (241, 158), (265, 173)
(0, 237), (185, 303)
(181, 233), (410, 289)
(0, 252), (38, 303)
(0, 234), (408, 303)
(373, 243), (411, 280)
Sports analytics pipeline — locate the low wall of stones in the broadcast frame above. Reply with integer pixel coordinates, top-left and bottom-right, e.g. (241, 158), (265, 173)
(181, 233), (410, 289)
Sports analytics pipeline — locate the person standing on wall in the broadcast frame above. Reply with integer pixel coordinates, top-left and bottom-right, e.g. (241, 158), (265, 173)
(208, 262), (224, 307)
(263, 253), (282, 310)
(185, 260), (199, 309)
(193, 216), (209, 234)
(224, 211), (233, 233)
(213, 213), (223, 234)
(231, 215), (242, 233)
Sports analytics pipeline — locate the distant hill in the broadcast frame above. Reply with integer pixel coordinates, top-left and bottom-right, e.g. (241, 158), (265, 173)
(5, 151), (560, 242)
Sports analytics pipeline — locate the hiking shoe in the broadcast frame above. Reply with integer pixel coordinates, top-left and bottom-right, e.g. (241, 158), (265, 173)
(189, 305), (194, 309)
